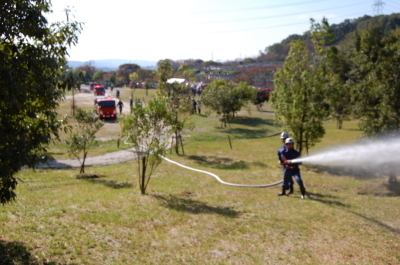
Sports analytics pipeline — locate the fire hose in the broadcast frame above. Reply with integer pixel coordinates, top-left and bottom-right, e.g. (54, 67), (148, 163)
(124, 138), (283, 188)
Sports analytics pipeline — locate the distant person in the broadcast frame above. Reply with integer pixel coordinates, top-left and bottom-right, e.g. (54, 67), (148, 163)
(197, 99), (201, 114)
(277, 132), (294, 194)
(192, 99), (197, 114)
(278, 138), (306, 198)
(117, 100), (124, 114)
(116, 89), (120, 98)
(129, 97), (133, 112)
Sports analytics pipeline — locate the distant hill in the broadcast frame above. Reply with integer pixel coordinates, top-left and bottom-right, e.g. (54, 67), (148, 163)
(67, 59), (157, 71)
(261, 13), (400, 62)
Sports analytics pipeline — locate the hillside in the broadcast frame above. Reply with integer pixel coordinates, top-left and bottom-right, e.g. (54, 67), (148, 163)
(67, 59), (157, 71)
(261, 13), (400, 62)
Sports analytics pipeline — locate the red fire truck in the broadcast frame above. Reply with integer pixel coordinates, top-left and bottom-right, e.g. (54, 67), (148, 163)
(94, 96), (117, 119)
(93, 84), (106, 96)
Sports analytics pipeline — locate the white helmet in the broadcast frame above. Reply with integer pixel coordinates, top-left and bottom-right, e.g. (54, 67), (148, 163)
(285, 138), (295, 144)
(280, 132), (289, 139)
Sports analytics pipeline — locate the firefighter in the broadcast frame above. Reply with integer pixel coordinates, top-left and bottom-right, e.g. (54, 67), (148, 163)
(278, 138), (306, 198)
(117, 100), (124, 114)
(277, 132), (294, 194)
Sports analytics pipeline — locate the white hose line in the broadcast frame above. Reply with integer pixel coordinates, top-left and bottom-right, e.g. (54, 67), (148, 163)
(124, 137), (282, 188)
(160, 155), (283, 188)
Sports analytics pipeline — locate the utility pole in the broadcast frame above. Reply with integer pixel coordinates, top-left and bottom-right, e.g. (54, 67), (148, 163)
(372, 0), (385, 15)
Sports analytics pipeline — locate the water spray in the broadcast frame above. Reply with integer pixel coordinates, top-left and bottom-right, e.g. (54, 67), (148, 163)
(291, 137), (400, 166)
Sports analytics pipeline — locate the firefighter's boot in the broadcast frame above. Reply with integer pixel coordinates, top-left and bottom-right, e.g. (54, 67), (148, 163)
(288, 184), (294, 194)
(278, 187), (286, 196)
(300, 187), (306, 199)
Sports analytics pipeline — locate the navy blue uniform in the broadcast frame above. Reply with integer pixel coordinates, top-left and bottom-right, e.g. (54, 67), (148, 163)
(279, 147), (304, 190)
(277, 143), (294, 187)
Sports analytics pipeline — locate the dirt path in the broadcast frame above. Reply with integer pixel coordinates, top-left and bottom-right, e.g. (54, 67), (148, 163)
(37, 148), (138, 169)
(66, 85), (131, 141)
(39, 85), (137, 169)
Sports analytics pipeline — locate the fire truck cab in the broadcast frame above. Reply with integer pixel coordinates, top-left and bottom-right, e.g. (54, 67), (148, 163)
(93, 84), (106, 96)
(94, 96), (117, 119)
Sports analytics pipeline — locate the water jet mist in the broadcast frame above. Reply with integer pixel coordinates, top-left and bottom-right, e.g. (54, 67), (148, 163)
(291, 137), (400, 167)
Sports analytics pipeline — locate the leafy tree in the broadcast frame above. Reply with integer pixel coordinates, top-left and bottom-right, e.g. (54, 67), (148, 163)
(155, 60), (194, 154)
(203, 60), (223, 68)
(109, 73), (117, 85)
(201, 79), (256, 127)
(310, 18), (352, 130)
(348, 26), (400, 137)
(129, 72), (139, 83)
(233, 65), (277, 87)
(76, 61), (97, 81)
(136, 69), (154, 82)
(120, 97), (173, 194)
(116, 63), (141, 85)
(271, 39), (328, 154)
(61, 69), (85, 116)
(0, 1), (82, 204)
(324, 47), (352, 129)
(93, 70), (104, 82)
(66, 109), (104, 174)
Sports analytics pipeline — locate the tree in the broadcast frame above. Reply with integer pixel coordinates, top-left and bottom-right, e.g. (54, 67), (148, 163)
(120, 97), (173, 194)
(233, 65), (277, 87)
(201, 79), (256, 127)
(310, 18), (352, 130)
(271, 40), (328, 154)
(93, 71), (104, 82)
(136, 69), (154, 82)
(116, 63), (141, 85)
(66, 109), (104, 174)
(155, 60), (194, 154)
(109, 73), (117, 85)
(61, 69), (85, 116)
(0, 1), (82, 204)
(76, 61), (97, 81)
(129, 72), (139, 83)
(348, 26), (400, 137)
(324, 47), (352, 129)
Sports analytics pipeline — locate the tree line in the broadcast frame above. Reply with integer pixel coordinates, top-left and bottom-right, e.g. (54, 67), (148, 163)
(272, 18), (400, 154)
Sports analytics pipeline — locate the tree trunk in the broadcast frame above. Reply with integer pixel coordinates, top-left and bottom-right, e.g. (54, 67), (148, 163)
(174, 131), (180, 155)
(80, 151), (87, 174)
(140, 156), (147, 195)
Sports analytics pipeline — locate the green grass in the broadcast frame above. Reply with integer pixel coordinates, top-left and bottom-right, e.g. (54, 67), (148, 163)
(1, 102), (400, 264)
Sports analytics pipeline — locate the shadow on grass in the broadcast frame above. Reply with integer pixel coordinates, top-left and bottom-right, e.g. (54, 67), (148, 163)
(153, 194), (240, 218)
(347, 210), (400, 235)
(385, 176), (400, 196)
(187, 155), (266, 170)
(220, 127), (275, 139)
(84, 179), (133, 189)
(308, 192), (350, 208)
(226, 116), (275, 127)
(0, 240), (62, 265)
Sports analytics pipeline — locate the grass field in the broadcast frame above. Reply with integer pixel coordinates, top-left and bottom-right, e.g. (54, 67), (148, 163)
(1, 93), (400, 265)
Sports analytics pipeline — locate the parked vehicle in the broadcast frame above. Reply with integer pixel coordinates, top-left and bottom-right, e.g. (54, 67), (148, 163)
(94, 96), (117, 119)
(93, 84), (106, 96)
(257, 88), (272, 102)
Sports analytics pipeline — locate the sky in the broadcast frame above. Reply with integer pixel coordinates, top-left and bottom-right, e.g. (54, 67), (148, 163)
(47, 0), (400, 63)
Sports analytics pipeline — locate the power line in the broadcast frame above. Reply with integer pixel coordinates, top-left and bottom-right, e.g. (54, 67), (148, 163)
(197, 1), (370, 24)
(385, 4), (400, 11)
(201, 10), (372, 35)
(192, 0), (332, 15)
(386, 0), (400, 6)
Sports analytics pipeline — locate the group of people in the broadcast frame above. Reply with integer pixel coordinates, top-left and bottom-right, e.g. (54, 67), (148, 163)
(277, 132), (307, 199)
